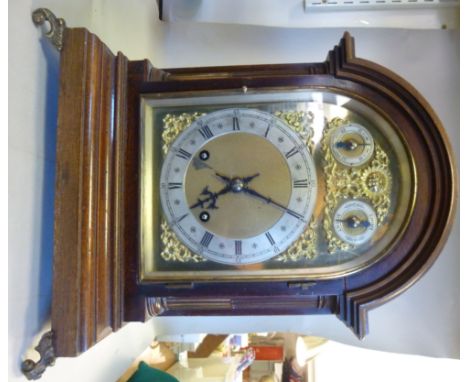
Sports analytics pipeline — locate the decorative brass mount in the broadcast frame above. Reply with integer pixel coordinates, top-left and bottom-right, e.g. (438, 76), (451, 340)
(32, 8), (66, 51)
(21, 331), (55, 380)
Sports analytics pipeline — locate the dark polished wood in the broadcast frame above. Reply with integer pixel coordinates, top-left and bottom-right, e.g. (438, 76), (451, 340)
(52, 28), (128, 356)
(52, 28), (456, 357)
(123, 59), (154, 324)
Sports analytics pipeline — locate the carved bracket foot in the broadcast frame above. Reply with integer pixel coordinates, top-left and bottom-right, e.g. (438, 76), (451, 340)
(21, 331), (55, 380)
(32, 8), (66, 51)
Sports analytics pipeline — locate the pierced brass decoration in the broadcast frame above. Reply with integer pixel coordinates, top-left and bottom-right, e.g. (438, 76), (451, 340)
(274, 110), (317, 262)
(160, 219), (207, 263)
(32, 8), (66, 51)
(275, 221), (318, 262)
(162, 113), (204, 155)
(361, 163), (391, 220)
(275, 110), (315, 152)
(160, 113), (207, 263)
(322, 118), (392, 253)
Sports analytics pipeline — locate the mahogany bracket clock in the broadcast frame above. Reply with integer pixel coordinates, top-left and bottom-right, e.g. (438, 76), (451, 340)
(29, 8), (456, 375)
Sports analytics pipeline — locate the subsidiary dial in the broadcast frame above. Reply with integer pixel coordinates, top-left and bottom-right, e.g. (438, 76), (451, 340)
(330, 123), (375, 167)
(333, 200), (377, 246)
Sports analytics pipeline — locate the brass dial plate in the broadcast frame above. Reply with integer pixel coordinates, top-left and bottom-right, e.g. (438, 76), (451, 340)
(159, 108), (317, 265)
(184, 133), (292, 239)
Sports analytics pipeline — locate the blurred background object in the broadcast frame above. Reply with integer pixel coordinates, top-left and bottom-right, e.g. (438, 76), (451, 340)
(156, 0), (459, 29)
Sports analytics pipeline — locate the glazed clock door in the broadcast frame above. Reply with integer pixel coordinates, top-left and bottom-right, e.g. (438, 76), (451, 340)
(139, 88), (414, 284)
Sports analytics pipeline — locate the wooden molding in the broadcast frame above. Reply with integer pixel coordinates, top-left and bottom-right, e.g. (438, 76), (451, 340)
(328, 33), (457, 338)
(52, 28), (128, 356)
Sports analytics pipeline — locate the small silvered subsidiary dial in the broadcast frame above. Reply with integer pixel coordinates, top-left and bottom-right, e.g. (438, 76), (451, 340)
(333, 200), (377, 246)
(330, 123), (375, 167)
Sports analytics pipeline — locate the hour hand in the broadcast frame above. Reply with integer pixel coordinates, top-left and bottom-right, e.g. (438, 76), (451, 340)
(214, 172), (260, 186)
(335, 139), (370, 152)
(337, 216), (370, 229)
(189, 185), (231, 210)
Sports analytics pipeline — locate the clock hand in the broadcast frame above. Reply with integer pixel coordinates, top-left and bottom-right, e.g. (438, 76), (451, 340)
(242, 187), (305, 221)
(335, 139), (370, 152)
(189, 184), (233, 210)
(192, 157), (260, 187)
(215, 172), (232, 185)
(241, 173), (260, 184)
(337, 216), (371, 229)
(192, 157), (236, 187)
(191, 173), (262, 210)
(215, 172), (260, 187)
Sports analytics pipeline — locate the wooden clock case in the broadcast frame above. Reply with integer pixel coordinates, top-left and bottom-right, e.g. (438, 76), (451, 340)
(33, 10), (456, 360)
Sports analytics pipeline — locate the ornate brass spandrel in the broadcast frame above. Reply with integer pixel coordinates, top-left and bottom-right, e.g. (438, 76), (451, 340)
(162, 112), (205, 155)
(160, 218), (207, 263)
(274, 110), (315, 153)
(273, 110), (318, 262)
(321, 117), (392, 254)
(160, 113), (207, 263)
(274, 221), (318, 262)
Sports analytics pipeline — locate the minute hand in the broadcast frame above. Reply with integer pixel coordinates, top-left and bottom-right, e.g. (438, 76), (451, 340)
(242, 187), (304, 221)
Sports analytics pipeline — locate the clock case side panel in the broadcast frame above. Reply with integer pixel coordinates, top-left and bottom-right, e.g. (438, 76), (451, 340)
(52, 28), (129, 356)
(135, 33), (456, 338)
(327, 33), (457, 337)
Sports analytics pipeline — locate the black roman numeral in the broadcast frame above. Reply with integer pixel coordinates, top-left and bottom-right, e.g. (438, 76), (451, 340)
(264, 123), (271, 138)
(168, 182), (183, 189)
(235, 240), (242, 255)
(198, 125), (214, 140)
(293, 179), (309, 188)
(265, 232), (275, 245)
(233, 116), (240, 131)
(200, 232), (214, 248)
(176, 148), (192, 160)
(285, 147), (300, 159)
